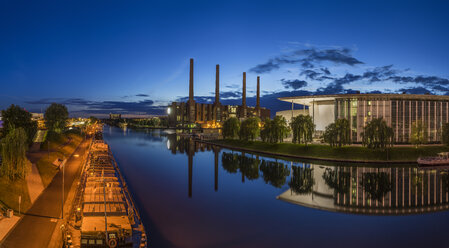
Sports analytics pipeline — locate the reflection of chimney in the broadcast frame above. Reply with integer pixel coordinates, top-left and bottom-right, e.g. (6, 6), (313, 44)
(188, 154), (193, 198)
(188, 58), (195, 123)
(215, 64), (220, 105)
(256, 76), (260, 117)
(188, 139), (194, 198)
(214, 148), (218, 191)
(242, 72), (247, 118)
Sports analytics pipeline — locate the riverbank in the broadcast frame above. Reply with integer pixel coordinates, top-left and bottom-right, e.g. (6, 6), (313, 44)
(0, 130), (83, 216)
(206, 139), (449, 164)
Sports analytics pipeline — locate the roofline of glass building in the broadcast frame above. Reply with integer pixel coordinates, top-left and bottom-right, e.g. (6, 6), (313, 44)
(277, 93), (449, 143)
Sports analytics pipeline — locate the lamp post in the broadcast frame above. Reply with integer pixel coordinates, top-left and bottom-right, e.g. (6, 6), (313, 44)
(60, 153), (66, 219)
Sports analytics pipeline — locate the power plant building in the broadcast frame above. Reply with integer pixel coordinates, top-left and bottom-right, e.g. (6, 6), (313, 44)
(277, 93), (449, 143)
(168, 59), (270, 128)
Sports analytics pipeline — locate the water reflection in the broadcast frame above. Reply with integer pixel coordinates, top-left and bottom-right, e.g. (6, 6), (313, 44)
(165, 134), (449, 215)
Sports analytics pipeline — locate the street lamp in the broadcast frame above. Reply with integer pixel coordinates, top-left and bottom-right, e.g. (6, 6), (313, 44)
(56, 151), (66, 220)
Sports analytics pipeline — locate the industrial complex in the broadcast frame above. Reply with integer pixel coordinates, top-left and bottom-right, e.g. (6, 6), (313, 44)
(167, 59), (270, 128)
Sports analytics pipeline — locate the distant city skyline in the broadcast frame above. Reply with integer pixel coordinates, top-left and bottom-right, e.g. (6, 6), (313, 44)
(1, 0), (449, 116)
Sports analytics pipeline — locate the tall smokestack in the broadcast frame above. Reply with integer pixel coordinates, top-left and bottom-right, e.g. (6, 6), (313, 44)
(215, 64), (219, 104)
(189, 58), (194, 103)
(242, 72), (247, 118)
(188, 58), (195, 123)
(256, 76), (260, 117)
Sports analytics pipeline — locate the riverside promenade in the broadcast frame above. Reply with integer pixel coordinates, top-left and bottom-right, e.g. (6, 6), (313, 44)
(0, 138), (91, 248)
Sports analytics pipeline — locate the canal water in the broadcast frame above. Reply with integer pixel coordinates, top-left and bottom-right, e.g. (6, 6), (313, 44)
(103, 126), (449, 248)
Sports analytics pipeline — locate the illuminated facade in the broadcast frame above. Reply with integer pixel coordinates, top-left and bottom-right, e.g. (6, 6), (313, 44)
(278, 94), (449, 143)
(168, 59), (270, 128)
(278, 164), (449, 215)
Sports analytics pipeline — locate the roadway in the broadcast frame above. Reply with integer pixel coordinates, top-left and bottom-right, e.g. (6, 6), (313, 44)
(0, 137), (91, 248)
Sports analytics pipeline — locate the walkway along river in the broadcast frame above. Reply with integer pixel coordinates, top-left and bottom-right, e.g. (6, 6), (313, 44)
(104, 126), (449, 248)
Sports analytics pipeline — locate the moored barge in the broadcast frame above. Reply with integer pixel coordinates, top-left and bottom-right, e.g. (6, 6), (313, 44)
(65, 130), (147, 247)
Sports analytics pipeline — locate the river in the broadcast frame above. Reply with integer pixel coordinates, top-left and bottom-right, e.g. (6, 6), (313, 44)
(103, 126), (449, 248)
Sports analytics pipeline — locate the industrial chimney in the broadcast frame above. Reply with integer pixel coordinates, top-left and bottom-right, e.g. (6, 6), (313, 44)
(242, 72), (247, 118)
(215, 64), (220, 105)
(256, 76), (260, 117)
(188, 58), (195, 123)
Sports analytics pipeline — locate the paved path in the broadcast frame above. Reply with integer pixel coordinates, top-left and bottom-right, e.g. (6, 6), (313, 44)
(0, 138), (90, 248)
(0, 217), (19, 242)
(26, 163), (45, 203)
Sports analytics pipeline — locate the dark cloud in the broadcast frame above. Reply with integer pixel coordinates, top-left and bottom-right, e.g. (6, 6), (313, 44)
(295, 48), (363, 66)
(136, 94), (149, 97)
(320, 68), (331, 75)
(249, 59), (281, 74)
(225, 84), (239, 89)
(300, 68), (333, 81)
(25, 98), (165, 115)
(281, 79), (307, 90)
(249, 47), (363, 74)
(389, 75), (449, 88)
(300, 70), (321, 80)
(362, 65), (397, 82)
(221, 91), (241, 98)
(398, 87), (432, 95)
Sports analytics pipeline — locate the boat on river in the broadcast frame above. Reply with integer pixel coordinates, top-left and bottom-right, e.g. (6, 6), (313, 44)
(64, 131), (147, 248)
(418, 152), (449, 166)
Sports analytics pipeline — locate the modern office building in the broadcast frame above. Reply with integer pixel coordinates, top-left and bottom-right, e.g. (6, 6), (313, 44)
(278, 164), (449, 215)
(277, 93), (449, 143)
(167, 59), (270, 128)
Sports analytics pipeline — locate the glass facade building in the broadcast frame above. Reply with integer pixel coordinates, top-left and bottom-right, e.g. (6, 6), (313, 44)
(279, 94), (449, 143)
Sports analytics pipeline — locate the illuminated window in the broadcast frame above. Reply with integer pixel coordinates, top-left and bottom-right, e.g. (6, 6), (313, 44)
(368, 111), (371, 116)
(368, 101), (371, 106)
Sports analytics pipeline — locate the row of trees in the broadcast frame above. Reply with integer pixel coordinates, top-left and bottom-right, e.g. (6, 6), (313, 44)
(1, 103), (69, 181)
(222, 115), (315, 145)
(222, 114), (449, 149)
(261, 116), (290, 143)
(222, 117), (262, 141)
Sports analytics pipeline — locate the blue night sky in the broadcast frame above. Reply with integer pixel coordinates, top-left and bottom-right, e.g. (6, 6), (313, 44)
(1, 0), (449, 116)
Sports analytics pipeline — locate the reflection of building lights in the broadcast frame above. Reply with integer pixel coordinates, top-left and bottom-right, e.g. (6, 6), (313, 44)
(167, 107), (171, 114)
(166, 140), (170, 149)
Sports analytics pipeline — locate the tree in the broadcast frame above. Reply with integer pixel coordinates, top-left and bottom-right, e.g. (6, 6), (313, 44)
(442, 123), (449, 146)
(148, 117), (161, 127)
(89, 116), (99, 124)
(362, 171), (392, 202)
(323, 118), (351, 147)
(289, 165), (315, 194)
(239, 155), (260, 180)
(1, 104), (37, 144)
(239, 117), (260, 141)
(290, 115), (315, 145)
(1, 127), (30, 181)
(221, 152), (240, 173)
(222, 117), (240, 139)
(361, 117), (394, 149)
(44, 103), (69, 133)
(259, 160), (290, 188)
(260, 116), (290, 143)
(322, 167), (351, 194)
(410, 120), (428, 147)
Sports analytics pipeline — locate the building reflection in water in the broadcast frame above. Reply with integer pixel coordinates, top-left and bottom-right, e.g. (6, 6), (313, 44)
(166, 134), (220, 198)
(166, 134), (449, 215)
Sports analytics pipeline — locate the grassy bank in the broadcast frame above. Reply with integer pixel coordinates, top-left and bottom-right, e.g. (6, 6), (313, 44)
(36, 131), (83, 187)
(212, 139), (449, 162)
(0, 161), (33, 214)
